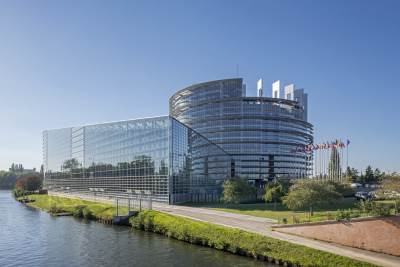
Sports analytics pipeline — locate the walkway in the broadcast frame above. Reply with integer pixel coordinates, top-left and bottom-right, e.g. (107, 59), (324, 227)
(153, 203), (400, 267)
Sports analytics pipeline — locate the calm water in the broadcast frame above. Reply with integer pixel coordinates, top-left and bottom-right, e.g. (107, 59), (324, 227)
(0, 191), (272, 267)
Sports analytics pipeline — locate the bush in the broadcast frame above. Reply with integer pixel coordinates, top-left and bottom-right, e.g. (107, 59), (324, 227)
(282, 180), (342, 211)
(395, 199), (400, 214)
(371, 202), (392, 216)
(13, 188), (26, 198)
(335, 209), (360, 221)
(49, 203), (64, 214)
(357, 199), (373, 213)
(331, 182), (356, 197)
(73, 205), (87, 218)
(222, 177), (256, 204)
(263, 183), (284, 203)
(82, 207), (94, 219)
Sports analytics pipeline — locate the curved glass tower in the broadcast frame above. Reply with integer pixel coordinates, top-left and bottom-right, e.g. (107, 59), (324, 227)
(170, 78), (313, 185)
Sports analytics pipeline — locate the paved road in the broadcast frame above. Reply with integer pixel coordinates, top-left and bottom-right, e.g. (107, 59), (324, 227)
(153, 203), (400, 267)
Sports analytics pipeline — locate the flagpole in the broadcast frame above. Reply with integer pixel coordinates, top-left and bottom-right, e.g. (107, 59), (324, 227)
(346, 139), (349, 180)
(340, 143), (344, 183)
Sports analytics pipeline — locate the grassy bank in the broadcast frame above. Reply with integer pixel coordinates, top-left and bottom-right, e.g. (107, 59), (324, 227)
(22, 194), (128, 220)
(188, 198), (360, 224)
(130, 210), (375, 267)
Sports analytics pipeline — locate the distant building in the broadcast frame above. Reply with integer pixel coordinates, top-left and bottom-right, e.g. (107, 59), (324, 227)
(44, 78), (313, 203)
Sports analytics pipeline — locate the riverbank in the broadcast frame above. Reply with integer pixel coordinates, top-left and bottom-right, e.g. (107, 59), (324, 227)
(21, 194), (128, 221)
(130, 210), (375, 267)
(21, 194), (376, 267)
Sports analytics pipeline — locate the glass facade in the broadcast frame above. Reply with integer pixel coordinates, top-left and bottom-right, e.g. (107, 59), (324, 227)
(43, 116), (231, 204)
(170, 78), (313, 184)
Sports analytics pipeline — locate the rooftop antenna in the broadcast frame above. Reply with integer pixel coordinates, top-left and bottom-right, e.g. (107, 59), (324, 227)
(236, 64), (239, 77)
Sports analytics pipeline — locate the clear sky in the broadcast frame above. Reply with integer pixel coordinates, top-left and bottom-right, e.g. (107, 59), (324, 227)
(0, 0), (399, 172)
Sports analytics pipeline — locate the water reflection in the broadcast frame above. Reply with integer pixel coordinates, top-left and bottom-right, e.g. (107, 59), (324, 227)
(0, 191), (273, 267)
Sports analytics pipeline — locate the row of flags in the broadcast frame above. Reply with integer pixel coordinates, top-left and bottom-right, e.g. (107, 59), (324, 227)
(291, 139), (350, 153)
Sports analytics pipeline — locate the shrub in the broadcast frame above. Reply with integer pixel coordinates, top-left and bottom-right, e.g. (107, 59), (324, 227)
(263, 183), (284, 203)
(336, 209), (360, 221)
(336, 209), (351, 221)
(331, 182), (356, 197)
(395, 199), (400, 214)
(282, 180), (342, 211)
(49, 203), (64, 214)
(82, 207), (94, 219)
(222, 177), (256, 204)
(293, 216), (300, 224)
(357, 199), (373, 213)
(326, 212), (335, 220)
(73, 205), (87, 218)
(13, 188), (26, 198)
(371, 202), (392, 216)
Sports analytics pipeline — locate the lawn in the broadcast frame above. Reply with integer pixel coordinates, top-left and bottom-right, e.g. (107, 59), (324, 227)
(188, 198), (358, 224)
(23, 194), (129, 220)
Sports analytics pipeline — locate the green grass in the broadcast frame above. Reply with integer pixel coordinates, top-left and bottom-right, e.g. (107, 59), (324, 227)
(131, 210), (376, 267)
(23, 194), (128, 220)
(188, 198), (358, 224)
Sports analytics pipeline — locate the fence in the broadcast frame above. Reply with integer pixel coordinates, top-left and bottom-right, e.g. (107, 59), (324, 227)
(190, 193), (222, 203)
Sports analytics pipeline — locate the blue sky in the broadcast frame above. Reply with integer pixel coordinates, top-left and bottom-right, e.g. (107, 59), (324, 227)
(0, 0), (399, 172)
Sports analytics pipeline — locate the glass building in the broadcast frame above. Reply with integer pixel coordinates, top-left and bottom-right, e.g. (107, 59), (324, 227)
(170, 78), (313, 186)
(43, 116), (232, 204)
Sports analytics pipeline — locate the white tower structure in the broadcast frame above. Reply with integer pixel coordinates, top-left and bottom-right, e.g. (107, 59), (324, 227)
(284, 84), (294, 100)
(272, 80), (280, 98)
(257, 78), (263, 97)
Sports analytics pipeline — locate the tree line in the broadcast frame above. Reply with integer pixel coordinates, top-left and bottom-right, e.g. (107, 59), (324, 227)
(0, 163), (43, 190)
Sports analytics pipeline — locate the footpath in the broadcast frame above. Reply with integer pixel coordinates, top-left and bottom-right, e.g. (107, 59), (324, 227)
(153, 203), (400, 267)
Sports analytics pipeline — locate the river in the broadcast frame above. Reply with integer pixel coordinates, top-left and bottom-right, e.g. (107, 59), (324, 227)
(0, 191), (273, 267)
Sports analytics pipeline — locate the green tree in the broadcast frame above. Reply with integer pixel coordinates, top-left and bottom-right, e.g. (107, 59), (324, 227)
(345, 167), (359, 183)
(328, 147), (341, 180)
(263, 182), (283, 210)
(62, 158), (80, 172)
(264, 183), (283, 202)
(282, 180), (342, 215)
(364, 165), (375, 183)
(374, 168), (384, 183)
(222, 177), (256, 204)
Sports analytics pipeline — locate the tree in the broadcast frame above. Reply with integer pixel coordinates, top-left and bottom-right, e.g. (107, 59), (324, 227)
(282, 180), (342, 215)
(15, 175), (42, 191)
(364, 165), (375, 183)
(222, 177), (256, 204)
(62, 159), (80, 172)
(264, 182), (283, 210)
(345, 167), (359, 183)
(328, 147), (341, 180)
(264, 183), (283, 202)
(374, 168), (384, 183)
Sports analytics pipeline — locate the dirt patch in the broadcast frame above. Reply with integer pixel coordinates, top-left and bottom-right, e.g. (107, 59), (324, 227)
(273, 216), (400, 256)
